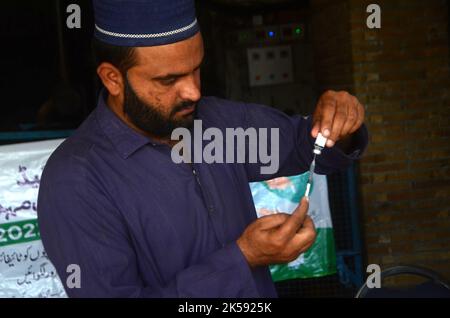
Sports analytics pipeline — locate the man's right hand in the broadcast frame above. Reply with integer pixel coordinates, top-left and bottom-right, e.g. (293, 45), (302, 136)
(237, 197), (316, 268)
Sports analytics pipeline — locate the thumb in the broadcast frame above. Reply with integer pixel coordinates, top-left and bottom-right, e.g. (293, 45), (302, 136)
(278, 197), (310, 238)
(258, 213), (290, 231)
(311, 120), (320, 139)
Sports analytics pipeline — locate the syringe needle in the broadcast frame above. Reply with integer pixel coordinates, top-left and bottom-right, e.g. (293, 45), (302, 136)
(305, 133), (327, 198)
(309, 154), (316, 176)
(305, 154), (316, 198)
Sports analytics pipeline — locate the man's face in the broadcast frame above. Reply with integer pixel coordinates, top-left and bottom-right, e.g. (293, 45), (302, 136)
(123, 32), (203, 138)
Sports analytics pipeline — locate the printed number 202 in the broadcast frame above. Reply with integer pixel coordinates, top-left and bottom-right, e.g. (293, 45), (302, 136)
(0, 222), (38, 244)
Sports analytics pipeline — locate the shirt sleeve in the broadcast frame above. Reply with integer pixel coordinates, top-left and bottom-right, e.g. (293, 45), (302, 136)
(38, 163), (259, 298)
(237, 101), (369, 182)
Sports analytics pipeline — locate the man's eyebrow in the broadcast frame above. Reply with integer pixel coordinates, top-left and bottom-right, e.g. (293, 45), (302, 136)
(152, 58), (204, 80)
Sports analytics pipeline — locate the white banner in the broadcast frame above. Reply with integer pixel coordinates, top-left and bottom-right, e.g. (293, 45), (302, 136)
(0, 139), (67, 297)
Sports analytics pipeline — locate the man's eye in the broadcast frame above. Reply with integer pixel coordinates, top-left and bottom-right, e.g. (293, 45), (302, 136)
(160, 78), (176, 86)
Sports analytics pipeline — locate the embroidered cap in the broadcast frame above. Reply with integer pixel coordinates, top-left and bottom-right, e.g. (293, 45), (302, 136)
(93, 0), (199, 47)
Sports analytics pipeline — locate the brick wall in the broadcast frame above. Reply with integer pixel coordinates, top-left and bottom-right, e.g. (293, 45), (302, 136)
(312, 0), (450, 283)
(311, 0), (355, 93)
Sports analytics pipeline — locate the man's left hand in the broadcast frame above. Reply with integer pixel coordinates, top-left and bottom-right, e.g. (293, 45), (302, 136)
(311, 90), (365, 147)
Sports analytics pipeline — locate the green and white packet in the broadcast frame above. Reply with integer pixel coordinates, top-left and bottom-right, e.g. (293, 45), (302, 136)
(249, 172), (337, 281)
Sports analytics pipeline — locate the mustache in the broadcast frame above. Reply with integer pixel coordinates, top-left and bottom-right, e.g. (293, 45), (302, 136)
(171, 100), (196, 115)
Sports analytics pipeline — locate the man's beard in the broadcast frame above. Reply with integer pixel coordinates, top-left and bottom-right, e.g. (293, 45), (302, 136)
(123, 76), (196, 138)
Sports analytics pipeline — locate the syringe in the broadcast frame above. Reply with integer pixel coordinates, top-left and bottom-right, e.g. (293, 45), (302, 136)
(305, 132), (328, 198)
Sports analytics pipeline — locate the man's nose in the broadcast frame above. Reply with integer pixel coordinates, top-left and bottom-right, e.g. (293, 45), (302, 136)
(179, 75), (201, 102)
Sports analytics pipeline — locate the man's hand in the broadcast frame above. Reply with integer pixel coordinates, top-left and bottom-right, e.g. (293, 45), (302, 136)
(237, 197), (316, 268)
(311, 90), (365, 147)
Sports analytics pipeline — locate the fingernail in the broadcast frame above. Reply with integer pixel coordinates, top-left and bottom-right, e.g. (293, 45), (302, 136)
(323, 129), (330, 137)
(327, 140), (335, 147)
(305, 196), (309, 202)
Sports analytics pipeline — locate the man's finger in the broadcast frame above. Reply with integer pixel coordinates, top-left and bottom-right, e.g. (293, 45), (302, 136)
(296, 215), (315, 234)
(277, 197), (309, 240)
(288, 216), (317, 251)
(350, 102), (365, 134)
(258, 213), (290, 231)
(311, 119), (321, 138)
(327, 101), (348, 147)
(341, 98), (359, 137)
(319, 100), (336, 139)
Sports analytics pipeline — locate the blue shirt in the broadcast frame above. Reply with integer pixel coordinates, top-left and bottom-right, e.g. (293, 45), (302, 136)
(37, 92), (368, 297)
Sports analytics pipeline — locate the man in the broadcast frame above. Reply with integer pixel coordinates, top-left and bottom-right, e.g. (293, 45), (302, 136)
(38, 0), (368, 297)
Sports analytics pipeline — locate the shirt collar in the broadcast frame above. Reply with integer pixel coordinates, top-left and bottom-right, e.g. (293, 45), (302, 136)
(95, 90), (151, 159)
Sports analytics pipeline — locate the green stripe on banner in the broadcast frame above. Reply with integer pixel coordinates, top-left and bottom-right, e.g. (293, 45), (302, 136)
(0, 219), (41, 247)
(269, 228), (337, 282)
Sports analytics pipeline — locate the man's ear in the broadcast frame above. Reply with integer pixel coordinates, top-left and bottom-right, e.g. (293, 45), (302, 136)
(96, 62), (124, 96)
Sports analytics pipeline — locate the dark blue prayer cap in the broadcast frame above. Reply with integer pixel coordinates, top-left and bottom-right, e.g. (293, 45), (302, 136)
(93, 0), (199, 47)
